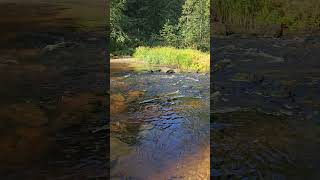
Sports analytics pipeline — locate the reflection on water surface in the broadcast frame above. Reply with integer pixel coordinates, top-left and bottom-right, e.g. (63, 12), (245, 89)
(110, 59), (210, 179)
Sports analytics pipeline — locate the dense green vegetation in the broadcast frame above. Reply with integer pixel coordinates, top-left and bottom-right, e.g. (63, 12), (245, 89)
(133, 47), (209, 72)
(110, 0), (210, 56)
(212, 0), (320, 34)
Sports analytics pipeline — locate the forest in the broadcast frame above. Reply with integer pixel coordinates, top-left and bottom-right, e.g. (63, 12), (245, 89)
(110, 0), (210, 56)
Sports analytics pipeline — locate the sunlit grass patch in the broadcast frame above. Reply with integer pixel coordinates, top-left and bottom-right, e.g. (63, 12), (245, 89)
(133, 46), (209, 72)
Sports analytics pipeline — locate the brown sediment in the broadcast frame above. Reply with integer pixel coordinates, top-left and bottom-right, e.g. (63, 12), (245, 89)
(110, 58), (146, 115)
(151, 145), (210, 180)
(183, 99), (205, 109)
(53, 93), (104, 130)
(110, 93), (126, 116)
(110, 58), (137, 74)
(127, 90), (144, 102)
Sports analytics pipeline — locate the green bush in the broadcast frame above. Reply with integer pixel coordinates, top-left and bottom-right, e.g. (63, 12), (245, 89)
(133, 46), (209, 72)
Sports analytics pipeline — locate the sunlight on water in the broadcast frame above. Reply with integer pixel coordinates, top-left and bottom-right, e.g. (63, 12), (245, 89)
(110, 59), (210, 179)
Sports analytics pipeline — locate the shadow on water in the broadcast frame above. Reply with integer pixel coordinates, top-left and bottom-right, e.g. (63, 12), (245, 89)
(0, 1), (107, 179)
(110, 59), (210, 179)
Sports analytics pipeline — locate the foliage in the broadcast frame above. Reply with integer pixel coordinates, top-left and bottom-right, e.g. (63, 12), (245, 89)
(133, 46), (210, 72)
(178, 0), (210, 51)
(110, 0), (130, 54)
(121, 0), (184, 47)
(160, 21), (179, 47)
(110, 0), (210, 55)
(212, 0), (320, 33)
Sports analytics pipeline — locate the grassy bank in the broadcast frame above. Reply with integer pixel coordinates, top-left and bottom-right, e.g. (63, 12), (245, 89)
(133, 46), (209, 72)
(212, 0), (320, 33)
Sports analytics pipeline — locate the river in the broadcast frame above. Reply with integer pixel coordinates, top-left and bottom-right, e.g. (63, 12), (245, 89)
(0, 1), (107, 179)
(211, 35), (320, 179)
(110, 58), (210, 179)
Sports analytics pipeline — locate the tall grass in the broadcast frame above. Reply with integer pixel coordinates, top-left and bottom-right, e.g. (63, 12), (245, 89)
(212, 0), (320, 32)
(133, 46), (209, 72)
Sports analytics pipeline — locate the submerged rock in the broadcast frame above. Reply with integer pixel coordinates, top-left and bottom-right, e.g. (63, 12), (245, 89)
(127, 90), (144, 102)
(42, 42), (78, 53)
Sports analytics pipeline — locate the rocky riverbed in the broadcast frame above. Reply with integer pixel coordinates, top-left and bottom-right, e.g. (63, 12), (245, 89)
(110, 58), (210, 179)
(0, 1), (107, 179)
(211, 35), (320, 179)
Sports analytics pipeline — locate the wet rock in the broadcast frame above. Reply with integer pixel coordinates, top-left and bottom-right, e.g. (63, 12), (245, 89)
(139, 97), (161, 104)
(211, 91), (221, 101)
(123, 74), (131, 78)
(110, 121), (127, 133)
(0, 57), (19, 65)
(283, 104), (298, 110)
(279, 109), (293, 116)
(245, 49), (284, 63)
(213, 107), (243, 114)
(92, 125), (108, 133)
(185, 77), (199, 82)
(42, 42), (78, 53)
(166, 69), (175, 74)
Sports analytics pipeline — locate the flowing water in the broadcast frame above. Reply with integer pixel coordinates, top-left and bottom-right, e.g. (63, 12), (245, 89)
(211, 36), (320, 179)
(0, 1), (107, 179)
(110, 59), (210, 179)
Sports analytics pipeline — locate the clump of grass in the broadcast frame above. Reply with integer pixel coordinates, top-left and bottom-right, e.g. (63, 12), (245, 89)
(133, 46), (209, 72)
(212, 0), (320, 33)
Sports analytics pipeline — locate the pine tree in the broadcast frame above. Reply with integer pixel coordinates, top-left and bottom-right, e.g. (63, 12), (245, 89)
(178, 0), (210, 51)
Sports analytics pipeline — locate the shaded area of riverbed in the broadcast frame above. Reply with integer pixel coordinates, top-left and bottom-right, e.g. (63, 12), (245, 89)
(0, 1), (107, 179)
(110, 59), (210, 179)
(211, 36), (320, 179)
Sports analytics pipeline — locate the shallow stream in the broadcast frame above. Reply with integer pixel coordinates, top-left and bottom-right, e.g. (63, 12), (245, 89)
(110, 59), (210, 179)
